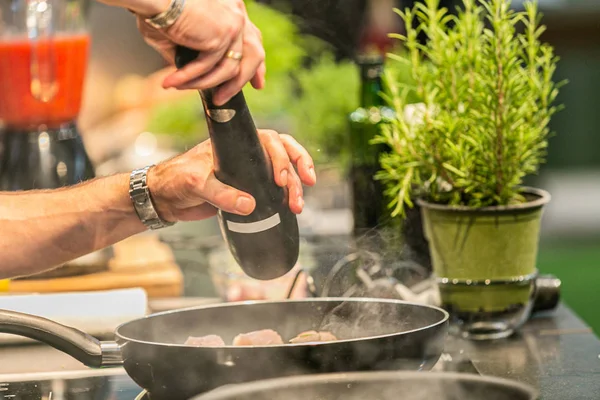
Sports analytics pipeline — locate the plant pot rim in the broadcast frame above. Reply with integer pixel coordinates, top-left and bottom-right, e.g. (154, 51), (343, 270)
(416, 186), (550, 214)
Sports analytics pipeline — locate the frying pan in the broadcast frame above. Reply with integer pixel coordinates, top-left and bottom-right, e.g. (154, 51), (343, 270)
(0, 298), (448, 400)
(192, 371), (538, 400)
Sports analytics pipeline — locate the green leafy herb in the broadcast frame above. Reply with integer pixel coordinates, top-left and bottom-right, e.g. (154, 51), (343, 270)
(375, 0), (566, 217)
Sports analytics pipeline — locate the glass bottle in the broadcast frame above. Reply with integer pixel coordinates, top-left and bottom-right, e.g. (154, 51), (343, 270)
(348, 54), (395, 241)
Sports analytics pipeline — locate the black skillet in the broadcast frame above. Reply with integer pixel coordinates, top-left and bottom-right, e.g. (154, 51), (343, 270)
(0, 298), (448, 400)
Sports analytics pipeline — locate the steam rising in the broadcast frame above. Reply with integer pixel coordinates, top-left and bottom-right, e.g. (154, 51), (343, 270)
(315, 226), (430, 300)
(319, 299), (413, 340)
(309, 228), (435, 342)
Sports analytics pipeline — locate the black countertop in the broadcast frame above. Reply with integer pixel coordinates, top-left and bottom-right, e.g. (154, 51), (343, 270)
(0, 302), (598, 399)
(443, 304), (600, 399)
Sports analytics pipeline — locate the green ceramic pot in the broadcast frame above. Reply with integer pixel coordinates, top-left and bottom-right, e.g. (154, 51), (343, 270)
(418, 187), (551, 339)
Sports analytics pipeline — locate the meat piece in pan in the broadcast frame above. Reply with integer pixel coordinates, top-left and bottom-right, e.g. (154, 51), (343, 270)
(289, 330), (338, 344)
(184, 334), (225, 347)
(232, 329), (284, 346)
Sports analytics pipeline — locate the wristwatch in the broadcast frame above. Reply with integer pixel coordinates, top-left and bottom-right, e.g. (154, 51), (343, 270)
(129, 166), (175, 230)
(144, 0), (186, 30)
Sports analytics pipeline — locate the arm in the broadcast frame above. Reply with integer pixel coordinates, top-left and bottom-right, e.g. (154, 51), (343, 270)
(0, 131), (315, 279)
(0, 174), (144, 278)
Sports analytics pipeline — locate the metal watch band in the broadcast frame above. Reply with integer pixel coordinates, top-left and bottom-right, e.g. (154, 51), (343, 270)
(144, 0), (185, 29)
(129, 166), (175, 230)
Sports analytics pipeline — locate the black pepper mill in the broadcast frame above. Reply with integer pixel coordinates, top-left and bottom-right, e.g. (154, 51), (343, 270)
(175, 46), (299, 280)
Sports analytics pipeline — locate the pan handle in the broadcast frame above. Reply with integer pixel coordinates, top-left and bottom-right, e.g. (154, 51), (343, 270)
(0, 309), (122, 368)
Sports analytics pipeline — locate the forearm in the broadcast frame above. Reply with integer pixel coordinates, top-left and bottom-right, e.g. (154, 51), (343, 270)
(0, 174), (146, 278)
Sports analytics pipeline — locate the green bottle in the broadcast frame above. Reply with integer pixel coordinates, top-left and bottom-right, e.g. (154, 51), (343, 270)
(348, 54), (395, 240)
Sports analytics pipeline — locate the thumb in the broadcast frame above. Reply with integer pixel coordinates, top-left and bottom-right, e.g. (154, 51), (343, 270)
(200, 173), (256, 215)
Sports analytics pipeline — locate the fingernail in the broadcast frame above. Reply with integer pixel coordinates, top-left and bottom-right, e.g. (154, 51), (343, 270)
(162, 75), (177, 88)
(280, 170), (288, 186)
(298, 196), (304, 209)
(309, 166), (316, 182)
(235, 196), (254, 214)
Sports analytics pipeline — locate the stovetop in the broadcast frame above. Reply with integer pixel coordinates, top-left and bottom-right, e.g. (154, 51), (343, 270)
(0, 370), (141, 400)
(0, 353), (479, 400)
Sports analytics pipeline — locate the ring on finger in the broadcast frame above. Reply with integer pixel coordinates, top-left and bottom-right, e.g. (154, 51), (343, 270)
(225, 50), (243, 61)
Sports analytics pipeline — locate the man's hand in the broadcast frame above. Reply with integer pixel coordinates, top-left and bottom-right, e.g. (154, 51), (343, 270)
(0, 129), (315, 277)
(135, 0), (266, 105)
(147, 130), (316, 223)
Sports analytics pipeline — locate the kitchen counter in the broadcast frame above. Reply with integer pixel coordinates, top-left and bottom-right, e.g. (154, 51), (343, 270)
(444, 303), (600, 399)
(0, 302), (598, 399)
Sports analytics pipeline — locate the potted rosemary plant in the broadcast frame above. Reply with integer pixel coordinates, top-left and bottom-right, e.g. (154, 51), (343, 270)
(376, 0), (565, 339)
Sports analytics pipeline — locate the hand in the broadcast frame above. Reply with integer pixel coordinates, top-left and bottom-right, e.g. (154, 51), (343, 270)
(147, 130), (316, 222)
(135, 0), (266, 105)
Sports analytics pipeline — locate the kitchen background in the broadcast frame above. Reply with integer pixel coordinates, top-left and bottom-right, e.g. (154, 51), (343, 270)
(50, 0), (600, 333)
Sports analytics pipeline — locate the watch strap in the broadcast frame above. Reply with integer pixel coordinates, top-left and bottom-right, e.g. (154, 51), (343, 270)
(129, 166), (175, 230)
(144, 0), (186, 30)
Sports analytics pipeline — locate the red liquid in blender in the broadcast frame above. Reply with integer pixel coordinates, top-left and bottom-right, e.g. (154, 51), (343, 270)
(0, 34), (90, 129)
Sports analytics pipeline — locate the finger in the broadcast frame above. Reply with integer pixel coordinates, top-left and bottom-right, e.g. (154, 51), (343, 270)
(195, 172), (256, 215)
(286, 165), (304, 214)
(162, 50), (227, 89)
(163, 1), (244, 90)
(259, 130), (290, 187)
(172, 203), (218, 222)
(213, 47), (264, 104)
(212, 30), (265, 105)
(279, 134), (316, 186)
(232, 0), (247, 13)
(250, 60), (266, 89)
(248, 20), (265, 89)
(173, 36), (244, 91)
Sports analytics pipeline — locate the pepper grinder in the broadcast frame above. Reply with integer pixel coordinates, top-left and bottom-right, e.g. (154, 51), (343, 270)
(174, 46), (300, 280)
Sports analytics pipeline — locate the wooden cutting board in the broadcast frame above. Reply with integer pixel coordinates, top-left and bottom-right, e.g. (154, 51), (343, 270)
(8, 264), (182, 297)
(8, 234), (184, 298)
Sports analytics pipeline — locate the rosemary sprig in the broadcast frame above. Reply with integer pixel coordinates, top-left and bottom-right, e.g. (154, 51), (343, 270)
(375, 0), (566, 217)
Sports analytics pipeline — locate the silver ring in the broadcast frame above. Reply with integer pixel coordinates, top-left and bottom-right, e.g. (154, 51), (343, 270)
(226, 50), (243, 61)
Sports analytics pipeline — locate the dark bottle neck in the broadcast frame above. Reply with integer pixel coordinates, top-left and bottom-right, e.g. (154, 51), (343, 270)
(359, 59), (385, 108)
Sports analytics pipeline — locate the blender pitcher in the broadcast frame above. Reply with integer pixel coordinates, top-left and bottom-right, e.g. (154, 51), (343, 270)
(0, 0), (94, 190)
